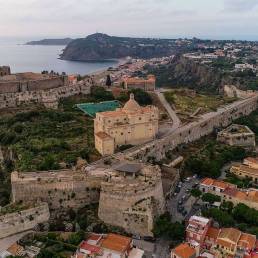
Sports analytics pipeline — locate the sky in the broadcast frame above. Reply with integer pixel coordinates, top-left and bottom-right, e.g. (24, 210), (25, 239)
(1, 0), (258, 40)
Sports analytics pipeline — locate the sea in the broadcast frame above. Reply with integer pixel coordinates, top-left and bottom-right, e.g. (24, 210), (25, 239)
(0, 37), (117, 75)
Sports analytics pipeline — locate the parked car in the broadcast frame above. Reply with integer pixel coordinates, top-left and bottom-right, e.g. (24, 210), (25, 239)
(182, 210), (187, 216)
(143, 236), (156, 242)
(132, 234), (141, 240)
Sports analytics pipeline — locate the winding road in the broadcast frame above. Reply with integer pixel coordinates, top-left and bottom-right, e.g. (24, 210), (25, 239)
(155, 89), (181, 131)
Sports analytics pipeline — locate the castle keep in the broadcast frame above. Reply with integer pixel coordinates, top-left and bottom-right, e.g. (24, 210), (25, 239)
(98, 163), (165, 236)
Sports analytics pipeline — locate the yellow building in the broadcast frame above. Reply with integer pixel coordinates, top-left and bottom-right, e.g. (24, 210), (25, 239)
(94, 93), (159, 156)
(230, 157), (258, 184)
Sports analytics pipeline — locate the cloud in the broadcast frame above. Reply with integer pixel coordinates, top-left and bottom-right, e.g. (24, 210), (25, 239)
(224, 0), (258, 12)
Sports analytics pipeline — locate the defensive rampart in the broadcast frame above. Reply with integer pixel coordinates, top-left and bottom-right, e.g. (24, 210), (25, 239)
(11, 169), (105, 211)
(0, 78), (93, 109)
(126, 95), (258, 161)
(0, 202), (49, 239)
(98, 165), (165, 236)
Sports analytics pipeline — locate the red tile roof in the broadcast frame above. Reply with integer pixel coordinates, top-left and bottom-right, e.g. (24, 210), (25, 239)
(80, 241), (102, 254)
(172, 243), (196, 258)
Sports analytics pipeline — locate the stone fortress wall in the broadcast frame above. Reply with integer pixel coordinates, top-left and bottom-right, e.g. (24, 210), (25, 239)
(127, 95), (258, 161)
(0, 79), (93, 109)
(11, 169), (104, 211)
(98, 165), (165, 236)
(11, 164), (165, 236)
(0, 202), (50, 239)
(0, 75), (68, 94)
(0, 65), (117, 110)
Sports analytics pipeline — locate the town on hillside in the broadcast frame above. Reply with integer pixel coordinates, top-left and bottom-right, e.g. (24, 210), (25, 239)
(1, 38), (258, 258)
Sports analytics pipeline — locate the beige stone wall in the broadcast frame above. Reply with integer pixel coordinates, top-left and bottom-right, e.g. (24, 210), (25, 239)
(98, 168), (165, 236)
(0, 203), (50, 239)
(127, 95), (258, 161)
(0, 75), (68, 94)
(0, 79), (92, 109)
(11, 170), (104, 211)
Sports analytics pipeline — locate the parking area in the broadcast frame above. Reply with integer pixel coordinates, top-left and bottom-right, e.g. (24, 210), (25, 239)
(167, 176), (200, 222)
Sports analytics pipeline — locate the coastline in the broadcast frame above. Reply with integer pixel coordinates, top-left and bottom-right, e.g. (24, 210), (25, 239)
(85, 58), (128, 77)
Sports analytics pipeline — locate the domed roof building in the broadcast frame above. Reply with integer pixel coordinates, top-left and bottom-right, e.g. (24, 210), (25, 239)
(123, 93), (141, 112)
(94, 94), (159, 156)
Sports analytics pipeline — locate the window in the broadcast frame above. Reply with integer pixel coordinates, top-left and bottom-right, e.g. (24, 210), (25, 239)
(139, 117), (142, 120)
(121, 132), (123, 135)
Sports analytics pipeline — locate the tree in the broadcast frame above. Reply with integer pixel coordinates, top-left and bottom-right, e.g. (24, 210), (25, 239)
(38, 154), (60, 171)
(67, 230), (85, 246)
(191, 189), (202, 198)
(220, 201), (234, 213)
(105, 74), (112, 87)
(129, 88), (152, 106)
(202, 208), (234, 227)
(232, 204), (258, 226)
(153, 213), (184, 241)
(201, 193), (221, 204)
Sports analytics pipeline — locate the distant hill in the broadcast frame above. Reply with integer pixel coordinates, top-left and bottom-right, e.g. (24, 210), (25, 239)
(60, 33), (192, 61)
(25, 38), (73, 46)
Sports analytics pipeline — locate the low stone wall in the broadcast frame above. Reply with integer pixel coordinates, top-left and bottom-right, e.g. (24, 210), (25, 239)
(224, 85), (256, 99)
(127, 95), (258, 161)
(0, 203), (50, 239)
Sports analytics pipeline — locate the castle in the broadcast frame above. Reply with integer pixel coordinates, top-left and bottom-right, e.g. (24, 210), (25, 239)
(0, 66), (94, 109)
(10, 162), (165, 237)
(94, 93), (159, 155)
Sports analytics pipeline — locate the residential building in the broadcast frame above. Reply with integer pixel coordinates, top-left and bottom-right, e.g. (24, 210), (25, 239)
(0, 243), (25, 258)
(199, 178), (236, 194)
(217, 124), (256, 149)
(171, 243), (196, 258)
(244, 157), (258, 169)
(199, 178), (258, 210)
(186, 216), (211, 245)
(222, 188), (258, 210)
(229, 157), (258, 184)
(123, 75), (156, 91)
(175, 216), (257, 258)
(215, 228), (242, 256)
(73, 233), (144, 258)
(94, 93), (159, 155)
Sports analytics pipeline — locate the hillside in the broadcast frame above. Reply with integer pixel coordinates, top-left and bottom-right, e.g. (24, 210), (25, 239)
(25, 38), (73, 46)
(146, 55), (258, 93)
(60, 33), (192, 61)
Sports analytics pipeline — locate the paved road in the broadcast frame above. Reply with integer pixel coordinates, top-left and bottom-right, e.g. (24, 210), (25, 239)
(0, 231), (32, 251)
(167, 178), (199, 222)
(155, 90), (181, 131)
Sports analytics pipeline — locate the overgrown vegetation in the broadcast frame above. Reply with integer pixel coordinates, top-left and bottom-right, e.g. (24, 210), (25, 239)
(203, 203), (258, 237)
(184, 140), (247, 178)
(164, 89), (236, 116)
(153, 212), (184, 241)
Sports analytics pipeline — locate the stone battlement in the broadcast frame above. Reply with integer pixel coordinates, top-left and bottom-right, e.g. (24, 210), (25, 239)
(0, 77), (93, 109)
(127, 95), (258, 161)
(0, 202), (49, 239)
